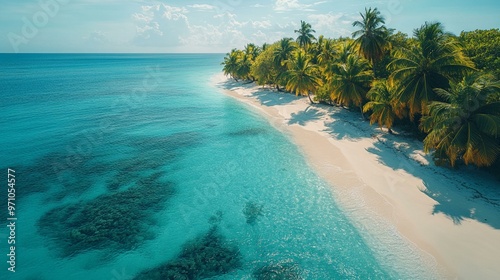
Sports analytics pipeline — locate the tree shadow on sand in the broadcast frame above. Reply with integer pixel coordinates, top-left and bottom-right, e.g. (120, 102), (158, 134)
(322, 109), (378, 141)
(254, 90), (297, 107)
(366, 137), (500, 229)
(288, 107), (322, 126)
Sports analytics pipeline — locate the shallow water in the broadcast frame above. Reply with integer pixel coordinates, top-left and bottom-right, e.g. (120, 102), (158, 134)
(0, 54), (433, 279)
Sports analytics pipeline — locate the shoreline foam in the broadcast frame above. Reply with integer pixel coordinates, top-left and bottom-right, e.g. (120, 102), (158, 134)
(213, 73), (500, 279)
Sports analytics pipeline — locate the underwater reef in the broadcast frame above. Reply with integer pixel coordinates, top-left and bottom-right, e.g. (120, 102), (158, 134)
(243, 201), (264, 225)
(133, 226), (242, 280)
(253, 259), (303, 280)
(37, 172), (174, 257)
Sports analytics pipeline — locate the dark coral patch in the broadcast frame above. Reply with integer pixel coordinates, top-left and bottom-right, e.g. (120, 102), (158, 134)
(133, 226), (241, 280)
(253, 259), (303, 280)
(37, 173), (174, 258)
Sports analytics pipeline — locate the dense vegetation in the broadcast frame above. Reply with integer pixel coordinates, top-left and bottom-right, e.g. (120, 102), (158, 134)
(222, 8), (500, 172)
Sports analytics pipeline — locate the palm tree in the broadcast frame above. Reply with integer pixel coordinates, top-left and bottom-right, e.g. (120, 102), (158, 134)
(420, 73), (500, 167)
(352, 7), (390, 64)
(317, 38), (337, 66)
(335, 40), (355, 64)
(295, 20), (316, 50)
(236, 55), (252, 81)
(284, 51), (320, 103)
(244, 43), (260, 62)
(251, 44), (279, 86)
(326, 54), (373, 112)
(363, 79), (406, 133)
(273, 38), (296, 67)
(222, 49), (241, 80)
(389, 22), (474, 118)
(273, 38), (297, 90)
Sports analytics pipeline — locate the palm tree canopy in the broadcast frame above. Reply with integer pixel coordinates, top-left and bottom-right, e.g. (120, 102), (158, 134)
(222, 49), (242, 79)
(273, 38), (297, 67)
(327, 54), (373, 107)
(421, 73), (500, 167)
(363, 79), (405, 130)
(284, 51), (321, 102)
(389, 22), (475, 117)
(352, 7), (390, 63)
(272, 38), (297, 86)
(295, 20), (316, 49)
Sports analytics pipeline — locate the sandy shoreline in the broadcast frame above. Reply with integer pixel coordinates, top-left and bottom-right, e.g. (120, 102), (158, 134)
(213, 73), (500, 279)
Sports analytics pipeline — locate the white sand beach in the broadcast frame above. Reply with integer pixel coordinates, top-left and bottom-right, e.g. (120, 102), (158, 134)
(214, 73), (500, 279)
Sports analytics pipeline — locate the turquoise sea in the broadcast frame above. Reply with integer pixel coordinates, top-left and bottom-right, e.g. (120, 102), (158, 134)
(0, 54), (433, 279)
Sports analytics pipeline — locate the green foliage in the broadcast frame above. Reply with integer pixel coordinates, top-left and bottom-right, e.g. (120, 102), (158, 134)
(389, 22), (474, 118)
(363, 79), (406, 132)
(284, 51), (321, 103)
(460, 29), (500, 78)
(326, 54), (373, 108)
(221, 12), (500, 172)
(421, 73), (500, 167)
(352, 7), (391, 64)
(221, 46), (258, 81)
(295, 20), (316, 49)
(251, 44), (280, 86)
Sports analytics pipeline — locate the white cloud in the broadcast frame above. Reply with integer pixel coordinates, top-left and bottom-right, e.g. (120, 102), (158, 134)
(84, 30), (109, 43)
(307, 13), (353, 37)
(133, 4), (164, 40)
(162, 4), (188, 20)
(221, 12), (248, 28)
(252, 20), (272, 29)
(187, 4), (216, 10)
(274, 0), (310, 11)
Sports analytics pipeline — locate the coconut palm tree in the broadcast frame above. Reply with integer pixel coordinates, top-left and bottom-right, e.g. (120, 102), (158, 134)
(317, 38), (337, 66)
(420, 73), (500, 167)
(244, 43), (260, 62)
(352, 7), (390, 64)
(326, 54), (373, 112)
(273, 38), (297, 89)
(284, 51), (320, 103)
(295, 20), (316, 50)
(273, 38), (296, 67)
(363, 79), (406, 133)
(389, 22), (474, 118)
(222, 49), (241, 80)
(236, 55), (252, 81)
(251, 44), (279, 86)
(336, 40), (355, 64)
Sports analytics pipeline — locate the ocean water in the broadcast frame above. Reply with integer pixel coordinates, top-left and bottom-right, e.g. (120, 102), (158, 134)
(0, 54), (432, 279)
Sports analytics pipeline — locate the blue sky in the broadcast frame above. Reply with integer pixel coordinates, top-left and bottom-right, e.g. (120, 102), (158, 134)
(1, 0), (499, 53)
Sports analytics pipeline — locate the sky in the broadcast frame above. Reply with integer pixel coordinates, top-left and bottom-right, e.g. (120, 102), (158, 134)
(1, 0), (499, 53)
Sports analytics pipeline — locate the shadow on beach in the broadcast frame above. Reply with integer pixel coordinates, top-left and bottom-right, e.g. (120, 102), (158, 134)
(288, 106), (322, 125)
(367, 136), (500, 229)
(254, 90), (297, 106)
(323, 110), (374, 141)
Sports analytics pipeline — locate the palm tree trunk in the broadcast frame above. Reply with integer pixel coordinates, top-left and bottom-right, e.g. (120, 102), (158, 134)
(307, 92), (314, 104)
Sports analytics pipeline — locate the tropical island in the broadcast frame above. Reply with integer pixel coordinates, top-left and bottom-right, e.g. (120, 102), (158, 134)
(222, 7), (500, 173)
(219, 7), (500, 279)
